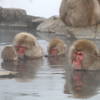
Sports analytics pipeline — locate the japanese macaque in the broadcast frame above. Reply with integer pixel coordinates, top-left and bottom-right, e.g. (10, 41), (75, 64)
(47, 37), (67, 56)
(1, 45), (18, 61)
(13, 32), (43, 59)
(68, 39), (100, 70)
(60, 0), (100, 27)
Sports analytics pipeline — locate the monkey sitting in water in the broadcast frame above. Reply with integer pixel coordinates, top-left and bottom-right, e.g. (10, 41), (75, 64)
(13, 32), (43, 59)
(68, 39), (100, 70)
(1, 45), (18, 61)
(47, 37), (67, 56)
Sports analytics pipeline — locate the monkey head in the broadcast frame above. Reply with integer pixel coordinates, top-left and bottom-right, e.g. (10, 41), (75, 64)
(69, 39), (98, 70)
(48, 37), (66, 56)
(13, 32), (37, 58)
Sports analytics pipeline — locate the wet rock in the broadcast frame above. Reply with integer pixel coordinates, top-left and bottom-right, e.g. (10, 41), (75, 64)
(28, 16), (46, 28)
(0, 70), (17, 79)
(37, 16), (100, 39)
(60, 0), (100, 27)
(0, 7), (45, 29)
(0, 7), (2, 22)
(0, 7), (26, 23)
(37, 16), (68, 33)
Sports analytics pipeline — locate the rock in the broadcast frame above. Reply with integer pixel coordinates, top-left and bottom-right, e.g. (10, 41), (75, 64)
(0, 7), (26, 23)
(0, 7), (45, 29)
(65, 24), (100, 39)
(0, 7), (2, 22)
(0, 70), (17, 79)
(37, 16), (68, 33)
(60, 0), (100, 27)
(37, 16), (100, 39)
(28, 16), (46, 28)
(32, 17), (46, 23)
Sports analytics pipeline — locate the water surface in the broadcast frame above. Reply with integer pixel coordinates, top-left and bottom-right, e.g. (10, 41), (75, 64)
(0, 26), (100, 100)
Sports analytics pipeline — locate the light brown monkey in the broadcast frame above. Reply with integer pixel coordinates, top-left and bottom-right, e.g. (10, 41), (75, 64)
(48, 37), (67, 56)
(68, 39), (100, 70)
(60, 0), (100, 27)
(13, 32), (43, 59)
(1, 45), (18, 61)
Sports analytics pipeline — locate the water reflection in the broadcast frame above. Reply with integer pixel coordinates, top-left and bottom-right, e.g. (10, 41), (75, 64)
(47, 56), (67, 68)
(1, 58), (43, 82)
(64, 70), (100, 99)
(0, 26), (35, 43)
(1, 25), (100, 99)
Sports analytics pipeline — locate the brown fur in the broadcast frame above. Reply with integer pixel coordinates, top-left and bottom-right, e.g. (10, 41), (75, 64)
(60, 0), (100, 27)
(68, 39), (100, 70)
(14, 32), (37, 49)
(48, 37), (67, 56)
(13, 32), (43, 59)
(1, 45), (17, 61)
(73, 40), (98, 54)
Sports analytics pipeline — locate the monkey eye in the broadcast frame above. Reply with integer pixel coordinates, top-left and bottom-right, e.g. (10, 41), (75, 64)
(77, 52), (84, 56)
(15, 46), (27, 50)
(78, 52), (82, 55)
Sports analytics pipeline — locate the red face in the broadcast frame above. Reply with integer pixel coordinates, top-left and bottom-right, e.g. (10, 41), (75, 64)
(72, 51), (84, 69)
(50, 48), (58, 56)
(15, 45), (27, 56)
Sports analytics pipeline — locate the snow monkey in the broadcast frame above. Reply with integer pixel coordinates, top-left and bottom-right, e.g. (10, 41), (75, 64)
(68, 39), (100, 70)
(48, 37), (67, 56)
(60, 0), (100, 26)
(13, 32), (43, 59)
(1, 45), (17, 61)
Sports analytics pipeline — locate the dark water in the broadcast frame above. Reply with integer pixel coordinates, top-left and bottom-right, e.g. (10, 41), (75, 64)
(0, 27), (100, 100)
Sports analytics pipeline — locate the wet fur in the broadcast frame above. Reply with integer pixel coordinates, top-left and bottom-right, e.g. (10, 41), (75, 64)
(60, 0), (100, 26)
(13, 32), (43, 58)
(48, 37), (67, 56)
(1, 45), (17, 61)
(68, 39), (100, 70)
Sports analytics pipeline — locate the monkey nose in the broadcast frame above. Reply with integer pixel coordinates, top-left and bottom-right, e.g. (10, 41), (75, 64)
(50, 48), (58, 56)
(17, 48), (26, 55)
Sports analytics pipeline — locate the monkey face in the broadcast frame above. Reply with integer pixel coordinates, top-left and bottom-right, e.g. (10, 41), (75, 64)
(69, 40), (98, 70)
(72, 50), (85, 70)
(15, 45), (27, 57)
(15, 41), (35, 58)
(48, 44), (66, 56)
(48, 37), (66, 56)
(49, 47), (59, 56)
(72, 50), (96, 70)
(14, 32), (37, 58)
